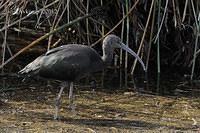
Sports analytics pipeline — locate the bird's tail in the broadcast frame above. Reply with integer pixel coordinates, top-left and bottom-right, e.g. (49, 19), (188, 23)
(18, 55), (44, 76)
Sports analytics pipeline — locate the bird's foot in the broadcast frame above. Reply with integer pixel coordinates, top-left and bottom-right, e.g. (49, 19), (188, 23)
(54, 114), (60, 120)
(68, 103), (77, 116)
(53, 113), (63, 120)
(55, 98), (60, 107)
(54, 98), (61, 120)
(46, 81), (54, 89)
(90, 80), (97, 91)
(68, 103), (76, 110)
(54, 105), (64, 120)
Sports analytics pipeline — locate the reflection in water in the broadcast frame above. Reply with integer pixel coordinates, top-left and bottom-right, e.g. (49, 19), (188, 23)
(1, 68), (200, 97)
(1, 78), (8, 92)
(142, 73), (200, 97)
(156, 73), (160, 94)
(102, 68), (200, 97)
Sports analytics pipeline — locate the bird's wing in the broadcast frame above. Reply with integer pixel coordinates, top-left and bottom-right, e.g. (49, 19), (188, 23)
(45, 44), (77, 56)
(18, 54), (45, 75)
(19, 44), (79, 76)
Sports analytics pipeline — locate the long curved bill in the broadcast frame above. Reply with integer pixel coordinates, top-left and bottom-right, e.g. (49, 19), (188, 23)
(120, 43), (146, 71)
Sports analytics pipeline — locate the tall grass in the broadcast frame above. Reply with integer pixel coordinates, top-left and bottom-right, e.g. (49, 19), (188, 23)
(0, 0), (200, 81)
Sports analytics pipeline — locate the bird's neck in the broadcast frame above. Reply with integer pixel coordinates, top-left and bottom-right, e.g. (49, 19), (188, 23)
(102, 43), (113, 65)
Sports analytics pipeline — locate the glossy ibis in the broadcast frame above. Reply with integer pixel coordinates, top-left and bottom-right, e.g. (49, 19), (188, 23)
(19, 34), (146, 119)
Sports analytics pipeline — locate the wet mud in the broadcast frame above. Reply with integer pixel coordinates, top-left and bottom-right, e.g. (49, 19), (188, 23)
(0, 79), (200, 132)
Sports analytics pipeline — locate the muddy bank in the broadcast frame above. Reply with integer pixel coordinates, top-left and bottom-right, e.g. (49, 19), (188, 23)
(0, 83), (200, 132)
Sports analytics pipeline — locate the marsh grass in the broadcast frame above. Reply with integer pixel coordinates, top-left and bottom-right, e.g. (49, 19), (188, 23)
(0, 1), (200, 92)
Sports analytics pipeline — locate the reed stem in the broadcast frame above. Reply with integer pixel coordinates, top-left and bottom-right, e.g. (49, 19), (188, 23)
(125, 0), (129, 88)
(146, 1), (156, 71)
(157, 0), (161, 74)
(120, 4), (125, 88)
(190, 0), (199, 80)
(131, 0), (155, 75)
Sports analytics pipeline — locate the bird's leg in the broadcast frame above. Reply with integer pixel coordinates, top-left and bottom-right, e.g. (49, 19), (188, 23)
(54, 82), (66, 120)
(68, 82), (75, 110)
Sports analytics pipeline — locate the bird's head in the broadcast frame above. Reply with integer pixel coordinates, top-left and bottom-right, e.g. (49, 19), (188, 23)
(103, 34), (122, 49)
(103, 34), (146, 71)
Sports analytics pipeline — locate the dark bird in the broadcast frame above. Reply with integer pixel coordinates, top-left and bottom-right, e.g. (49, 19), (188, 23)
(19, 34), (146, 119)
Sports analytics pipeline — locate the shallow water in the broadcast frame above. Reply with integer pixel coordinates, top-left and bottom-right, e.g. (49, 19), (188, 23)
(0, 72), (200, 132)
